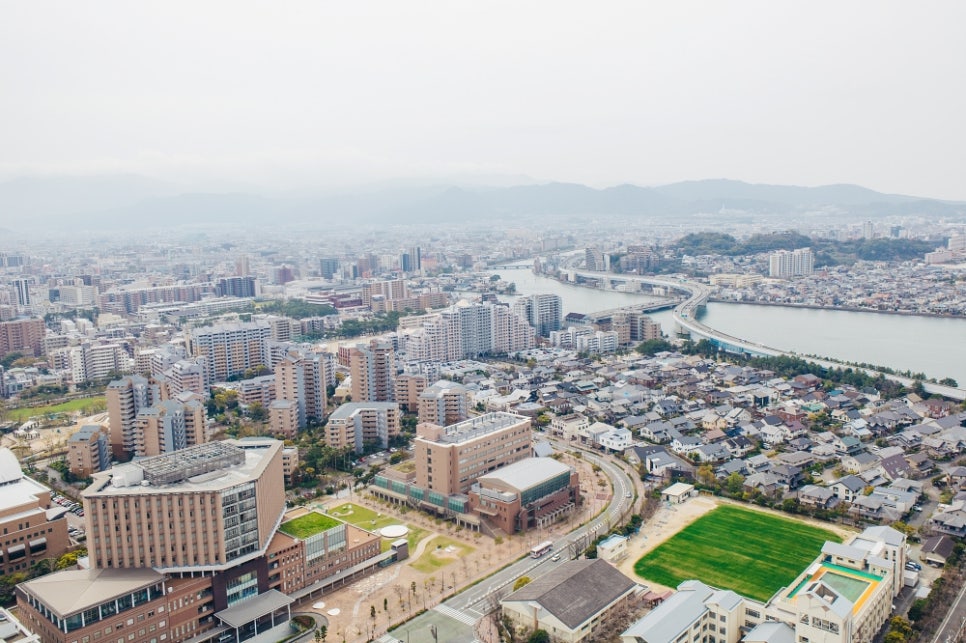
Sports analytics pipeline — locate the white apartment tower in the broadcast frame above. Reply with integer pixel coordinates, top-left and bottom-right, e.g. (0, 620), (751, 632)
(513, 293), (562, 337)
(769, 247), (815, 278)
(187, 321), (271, 385)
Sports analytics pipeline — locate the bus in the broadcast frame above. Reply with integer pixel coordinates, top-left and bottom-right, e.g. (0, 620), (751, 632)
(530, 540), (554, 558)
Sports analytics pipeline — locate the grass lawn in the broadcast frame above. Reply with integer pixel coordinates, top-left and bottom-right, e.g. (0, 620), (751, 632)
(409, 536), (476, 573)
(633, 505), (841, 602)
(323, 502), (428, 552)
(280, 512), (341, 538)
(7, 397), (106, 423)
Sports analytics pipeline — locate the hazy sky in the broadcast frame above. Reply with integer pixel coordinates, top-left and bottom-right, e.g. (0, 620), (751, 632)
(3, 2), (966, 198)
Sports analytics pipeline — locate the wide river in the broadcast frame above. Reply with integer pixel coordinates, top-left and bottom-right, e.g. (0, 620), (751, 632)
(487, 266), (966, 386)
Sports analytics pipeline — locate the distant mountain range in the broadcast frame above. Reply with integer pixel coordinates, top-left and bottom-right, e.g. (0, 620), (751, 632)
(0, 175), (962, 231)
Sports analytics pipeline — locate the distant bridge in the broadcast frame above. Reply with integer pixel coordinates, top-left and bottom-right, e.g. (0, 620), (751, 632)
(565, 269), (966, 401)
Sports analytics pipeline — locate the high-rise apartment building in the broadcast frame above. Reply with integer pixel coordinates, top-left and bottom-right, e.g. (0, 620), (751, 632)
(325, 402), (401, 451)
(319, 257), (340, 280)
(414, 412), (531, 496)
(395, 373), (428, 412)
(133, 398), (207, 457)
(349, 339), (396, 402)
(273, 348), (327, 428)
(0, 317), (46, 358)
(418, 380), (474, 426)
(361, 279), (407, 309)
(406, 302), (534, 362)
(188, 321), (271, 385)
(215, 275), (258, 298)
(768, 247), (815, 278)
(513, 293), (562, 337)
(13, 277), (31, 307)
(68, 425), (111, 477)
(106, 375), (162, 460)
(585, 247), (608, 271)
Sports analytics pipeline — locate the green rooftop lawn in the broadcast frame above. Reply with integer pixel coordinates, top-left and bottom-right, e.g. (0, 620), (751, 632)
(280, 512), (342, 538)
(633, 504), (842, 603)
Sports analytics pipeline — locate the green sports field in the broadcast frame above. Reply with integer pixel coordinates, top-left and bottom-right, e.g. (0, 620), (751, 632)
(633, 504), (841, 602)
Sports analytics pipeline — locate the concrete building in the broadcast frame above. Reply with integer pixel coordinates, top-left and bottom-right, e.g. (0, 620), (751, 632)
(469, 457), (579, 533)
(361, 279), (407, 309)
(394, 373), (428, 412)
(414, 412), (531, 496)
(0, 449), (70, 577)
(83, 440), (284, 571)
(325, 402), (401, 452)
(0, 317), (46, 359)
(501, 559), (639, 643)
(106, 375), (162, 460)
(187, 321), (271, 385)
(349, 339), (396, 402)
(418, 379), (474, 426)
(405, 302), (534, 362)
(274, 348), (327, 428)
(513, 293), (562, 337)
(769, 248), (815, 278)
(269, 399), (299, 440)
(67, 424), (110, 478)
(621, 580), (750, 643)
(133, 398), (207, 457)
(597, 534), (628, 562)
(17, 439), (395, 643)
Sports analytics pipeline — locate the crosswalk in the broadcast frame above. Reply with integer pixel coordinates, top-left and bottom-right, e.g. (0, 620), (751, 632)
(433, 603), (479, 626)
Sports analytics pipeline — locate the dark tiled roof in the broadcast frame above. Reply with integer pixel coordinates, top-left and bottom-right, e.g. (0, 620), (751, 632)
(503, 559), (635, 630)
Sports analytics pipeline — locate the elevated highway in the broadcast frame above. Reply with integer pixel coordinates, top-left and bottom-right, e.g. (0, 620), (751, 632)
(565, 269), (966, 401)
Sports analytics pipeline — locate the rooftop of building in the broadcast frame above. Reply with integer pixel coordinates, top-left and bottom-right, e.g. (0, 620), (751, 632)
(328, 402), (399, 420)
(478, 457), (571, 492)
(84, 439), (281, 496)
(621, 580), (715, 643)
(502, 559), (637, 630)
(0, 448), (50, 512)
(424, 411), (529, 445)
(279, 511), (342, 539)
(68, 425), (105, 442)
(18, 567), (165, 618)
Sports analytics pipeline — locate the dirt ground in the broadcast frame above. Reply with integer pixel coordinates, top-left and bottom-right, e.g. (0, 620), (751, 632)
(295, 450), (607, 643)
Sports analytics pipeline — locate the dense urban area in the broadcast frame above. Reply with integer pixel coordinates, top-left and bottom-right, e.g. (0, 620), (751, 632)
(0, 212), (965, 643)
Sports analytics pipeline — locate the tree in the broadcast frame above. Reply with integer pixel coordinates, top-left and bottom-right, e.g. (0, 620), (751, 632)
(527, 630), (551, 643)
(513, 576), (532, 590)
(723, 472), (744, 495)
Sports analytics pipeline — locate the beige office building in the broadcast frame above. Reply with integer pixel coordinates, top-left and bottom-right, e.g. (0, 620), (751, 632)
(83, 440), (285, 571)
(415, 412), (531, 496)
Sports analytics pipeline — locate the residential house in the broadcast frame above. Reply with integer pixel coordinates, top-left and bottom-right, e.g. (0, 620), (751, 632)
(797, 485), (841, 511)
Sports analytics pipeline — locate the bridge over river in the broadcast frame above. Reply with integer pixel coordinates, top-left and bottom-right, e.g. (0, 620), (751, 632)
(564, 268), (966, 401)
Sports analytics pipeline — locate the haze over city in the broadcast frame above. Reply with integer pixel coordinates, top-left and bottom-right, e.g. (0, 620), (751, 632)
(1, 4), (966, 643)
(3, 1), (966, 208)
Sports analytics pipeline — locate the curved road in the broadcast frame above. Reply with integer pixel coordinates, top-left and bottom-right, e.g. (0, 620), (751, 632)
(566, 268), (966, 401)
(385, 444), (636, 643)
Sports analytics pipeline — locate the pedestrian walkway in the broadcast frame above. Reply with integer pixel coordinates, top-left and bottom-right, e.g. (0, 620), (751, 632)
(433, 603), (479, 627)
